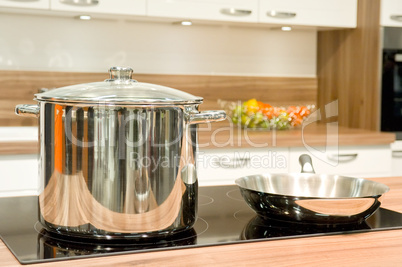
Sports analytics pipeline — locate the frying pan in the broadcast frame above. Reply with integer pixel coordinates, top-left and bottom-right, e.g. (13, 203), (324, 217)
(235, 154), (390, 224)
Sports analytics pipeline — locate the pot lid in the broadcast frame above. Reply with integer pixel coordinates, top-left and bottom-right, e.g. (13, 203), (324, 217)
(34, 67), (203, 105)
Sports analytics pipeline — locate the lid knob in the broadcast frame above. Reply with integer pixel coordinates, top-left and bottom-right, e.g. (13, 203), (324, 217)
(108, 67), (133, 81)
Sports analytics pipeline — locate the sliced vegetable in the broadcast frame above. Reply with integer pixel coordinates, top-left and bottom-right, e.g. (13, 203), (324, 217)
(230, 99), (312, 130)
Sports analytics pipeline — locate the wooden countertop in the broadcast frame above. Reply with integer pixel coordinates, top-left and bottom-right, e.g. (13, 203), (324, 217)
(1, 176), (402, 266)
(198, 122), (396, 149)
(0, 141), (38, 155)
(0, 123), (396, 155)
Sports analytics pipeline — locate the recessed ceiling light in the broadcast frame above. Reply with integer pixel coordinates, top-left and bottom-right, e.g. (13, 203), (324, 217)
(281, 26), (292, 31)
(173, 20), (192, 26)
(76, 15), (92, 20)
(180, 21), (192, 26)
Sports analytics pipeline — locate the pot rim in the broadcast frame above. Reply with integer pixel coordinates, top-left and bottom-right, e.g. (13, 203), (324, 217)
(33, 96), (203, 106)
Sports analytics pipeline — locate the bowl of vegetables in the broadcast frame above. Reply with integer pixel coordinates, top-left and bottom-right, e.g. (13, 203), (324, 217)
(220, 99), (314, 130)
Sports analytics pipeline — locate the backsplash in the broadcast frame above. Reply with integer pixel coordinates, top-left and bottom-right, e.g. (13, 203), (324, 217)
(0, 12), (318, 127)
(0, 70), (317, 126)
(0, 12), (316, 76)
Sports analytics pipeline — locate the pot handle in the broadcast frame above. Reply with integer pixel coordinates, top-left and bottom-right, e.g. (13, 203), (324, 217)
(15, 104), (40, 118)
(189, 110), (226, 125)
(299, 154), (316, 174)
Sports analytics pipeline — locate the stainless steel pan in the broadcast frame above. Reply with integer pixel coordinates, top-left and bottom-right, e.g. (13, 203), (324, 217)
(235, 154), (389, 224)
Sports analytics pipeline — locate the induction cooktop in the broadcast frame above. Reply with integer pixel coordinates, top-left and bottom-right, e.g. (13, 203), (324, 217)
(1, 185), (402, 265)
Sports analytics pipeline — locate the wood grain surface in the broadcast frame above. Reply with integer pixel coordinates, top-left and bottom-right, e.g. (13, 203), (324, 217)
(317, 0), (381, 131)
(1, 176), (402, 266)
(0, 141), (38, 155)
(0, 123), (395, 155)
(196, 121), (395, 149)
(0, 70), (317, 127)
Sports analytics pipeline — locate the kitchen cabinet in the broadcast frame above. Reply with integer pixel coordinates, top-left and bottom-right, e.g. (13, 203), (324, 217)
(288, 145), (392, 178)
(0, 127), (38, 197)
(50, 0), (146, 16)
(196, 147), (289, 186)
(391, 141), (402, 176)
(197, 144), (393, 185)
(380, 0), (402, 27)
(0, 154), (38, 197)
(0, 0), (49, 9)
(1, 0), (359, 29)
(147, 0), (259, 23)
(258, 0), (357, 28)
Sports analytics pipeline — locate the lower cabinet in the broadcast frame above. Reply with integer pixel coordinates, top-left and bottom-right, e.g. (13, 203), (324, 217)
(196, 147), (289, 186)
(391, 141), (402, 177)
(0, 154), (39, 197)
(288, 145), (392, 178)
(0, 144), (394, 195)
(197, 144), (393, 185)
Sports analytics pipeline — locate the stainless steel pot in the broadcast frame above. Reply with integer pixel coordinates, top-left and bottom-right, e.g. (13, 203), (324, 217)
(235, 154), (389, 224)
(15, 67), (226, 239)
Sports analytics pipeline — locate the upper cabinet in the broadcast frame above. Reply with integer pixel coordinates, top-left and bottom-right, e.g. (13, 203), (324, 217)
(0, 0), (49, 9)
(258, 0), (357, 28)
(1, 0), (358, 29)
(147, 0), (259, 23)
(50, 0), (146, 16)
(381, 0), (402, 27)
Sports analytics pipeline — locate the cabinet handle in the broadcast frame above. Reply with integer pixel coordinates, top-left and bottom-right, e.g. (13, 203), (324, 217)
(220, 8), (252, 17)
(327, 153), (358, 162)
(390, 15), (402, 22)
(266, 10), (296, 19)
(59, 0), (99, 6)
(392, 150), (402, 157)
(217, 157), (250, 168)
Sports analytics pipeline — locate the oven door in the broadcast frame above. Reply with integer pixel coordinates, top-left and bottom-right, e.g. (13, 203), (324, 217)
(381, 49), (402, 138)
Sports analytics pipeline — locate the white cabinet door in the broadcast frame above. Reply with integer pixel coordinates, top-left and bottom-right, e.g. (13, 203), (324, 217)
(196, 147), (289, 186)
(0, 154), (39, 197)
(0, 0), (49, 9)
(288, 145), (392, 178)
(381, 0), (402, 27)
(148, 0), (259, 23)
(50, 0), (146, 16)
(259, 0), (357, 28)
(391, 141), (402, 176)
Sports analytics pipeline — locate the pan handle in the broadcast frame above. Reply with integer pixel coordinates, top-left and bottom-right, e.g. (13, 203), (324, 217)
(299, 154), (315, 174)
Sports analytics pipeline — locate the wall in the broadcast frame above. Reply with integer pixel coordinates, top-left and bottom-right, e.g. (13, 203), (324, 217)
(0, 12), (317, 77)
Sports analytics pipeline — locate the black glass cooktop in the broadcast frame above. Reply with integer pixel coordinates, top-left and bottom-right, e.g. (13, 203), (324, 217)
(2, 185), (402, 265)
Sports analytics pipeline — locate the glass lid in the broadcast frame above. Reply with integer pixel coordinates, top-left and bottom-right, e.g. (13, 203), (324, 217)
(34, 67), (203, 105)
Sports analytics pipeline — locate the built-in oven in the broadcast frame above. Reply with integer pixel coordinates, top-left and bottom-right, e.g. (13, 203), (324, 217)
(381, 27), (402, 176)
(381, 27), (402, 139)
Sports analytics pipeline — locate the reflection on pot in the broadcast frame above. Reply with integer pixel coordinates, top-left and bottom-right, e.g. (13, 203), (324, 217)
(37, 227), (197, 259)
(240, 215), (372, 240)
